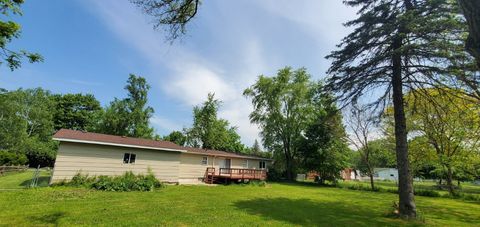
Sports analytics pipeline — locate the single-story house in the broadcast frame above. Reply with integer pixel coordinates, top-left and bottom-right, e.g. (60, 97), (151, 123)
(51, 129), (272, 184)
(373, 168), (398, 181)
(341, 168), (362, 180)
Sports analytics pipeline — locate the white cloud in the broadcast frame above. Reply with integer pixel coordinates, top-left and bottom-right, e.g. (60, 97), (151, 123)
(255, 0), (357, 44)
(83, 0), (357, 146)
(163, 62), (236, 106)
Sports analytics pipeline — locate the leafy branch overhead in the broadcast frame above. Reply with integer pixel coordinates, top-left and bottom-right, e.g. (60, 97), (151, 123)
(131, 0), (200, 41)
(0, 0), (43, 71)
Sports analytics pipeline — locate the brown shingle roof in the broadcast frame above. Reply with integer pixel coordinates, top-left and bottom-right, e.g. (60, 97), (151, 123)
(53, 129), (270, 160)
(53, 129), (186, 151)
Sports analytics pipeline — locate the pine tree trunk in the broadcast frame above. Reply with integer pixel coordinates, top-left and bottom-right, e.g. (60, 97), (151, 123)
(458, 0), (480, 68)
(392, 35), (416, 219)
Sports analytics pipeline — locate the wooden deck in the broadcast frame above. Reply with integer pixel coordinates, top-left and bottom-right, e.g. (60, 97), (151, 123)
(204, 167), (267, 184)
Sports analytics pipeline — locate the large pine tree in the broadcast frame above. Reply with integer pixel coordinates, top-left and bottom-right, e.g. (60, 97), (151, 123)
(326, 0), (471, 218)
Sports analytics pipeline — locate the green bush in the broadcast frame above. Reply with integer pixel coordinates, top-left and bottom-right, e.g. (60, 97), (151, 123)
(55, 171), (164, 192)
(0, 150), (28, 166)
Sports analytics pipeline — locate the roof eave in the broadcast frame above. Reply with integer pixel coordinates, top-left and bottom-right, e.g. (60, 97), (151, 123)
(53, 137), (187, 153)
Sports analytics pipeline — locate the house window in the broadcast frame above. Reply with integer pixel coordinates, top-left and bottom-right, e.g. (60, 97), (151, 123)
(201, 156), (208, 165)
(242, 160), (249, 168)
(259, 161), (266, 169)
(123, 153), (136, 164)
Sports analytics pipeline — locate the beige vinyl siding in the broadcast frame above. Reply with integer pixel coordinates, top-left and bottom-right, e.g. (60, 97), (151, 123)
(51, 142), (181, 183)
(178, 153), (213, 184)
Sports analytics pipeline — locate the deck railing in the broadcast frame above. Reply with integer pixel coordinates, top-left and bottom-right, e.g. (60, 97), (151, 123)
(218, 168), (267, 180)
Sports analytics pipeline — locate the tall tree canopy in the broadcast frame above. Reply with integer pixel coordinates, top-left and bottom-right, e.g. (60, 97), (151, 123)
(393, 89), (480, 194)
(0, 88), (56, 167)
(326, 0), (473, 218)
(185, 93), (245, 152)
(93, 74), (155, 139)
(163, 130), (187, 146)
(0, 0), (42, 71)
(244, 67), (317, 180)
(51, 94), (101, 131)
(299, 87), (349, 184)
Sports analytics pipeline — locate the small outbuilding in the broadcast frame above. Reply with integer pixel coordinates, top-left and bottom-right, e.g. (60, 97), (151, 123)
(51, 129), (271, 184)
(373, 168), (398, 181)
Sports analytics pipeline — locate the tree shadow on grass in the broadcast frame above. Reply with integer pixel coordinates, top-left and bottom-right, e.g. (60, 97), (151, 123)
(29, 212), (66, 226)
(234, 197), (416, 227)
(20, 176), (50, 188)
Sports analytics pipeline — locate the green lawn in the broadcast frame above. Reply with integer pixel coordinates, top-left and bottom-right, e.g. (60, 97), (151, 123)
(0, 181), (479, 226)
(337, 180), (480, 196)
(0, 169), (51, 189)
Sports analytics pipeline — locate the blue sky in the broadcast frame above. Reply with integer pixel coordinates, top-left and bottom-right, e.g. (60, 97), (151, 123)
(0, 0), (356, 146)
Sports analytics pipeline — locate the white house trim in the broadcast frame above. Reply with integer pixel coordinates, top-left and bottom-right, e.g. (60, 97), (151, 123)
(53, 138), (187, 153)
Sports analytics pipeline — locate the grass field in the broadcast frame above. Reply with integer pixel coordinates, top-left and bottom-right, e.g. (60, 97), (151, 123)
(337, 179), (480, 195)
(1, 172), (480, 226)
(0, 169), (51, 189)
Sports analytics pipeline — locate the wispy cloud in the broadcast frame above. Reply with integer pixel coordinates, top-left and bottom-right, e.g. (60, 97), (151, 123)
(82, 0), (356, 146)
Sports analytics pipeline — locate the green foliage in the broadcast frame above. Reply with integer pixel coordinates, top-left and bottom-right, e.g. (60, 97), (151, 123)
(0, 150), (27, 165)
(162, 130), (187, 146)
(299, 88), (350, 184)
(57, 171), (164, 192)
(131, 0), (200, 41)
(185, 93), (246, 152)
(384, 89), (480, 194)
(92, 74), (155, 139)
(0, 0), (43, 71)
(51, 93), (101, 131)
(0, 88), (56, 167)
(244, 67), (318, 180)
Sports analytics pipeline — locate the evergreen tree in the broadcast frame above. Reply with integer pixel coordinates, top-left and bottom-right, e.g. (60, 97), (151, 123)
(251, 139), (262, 155)
(326, 0), (471, 218)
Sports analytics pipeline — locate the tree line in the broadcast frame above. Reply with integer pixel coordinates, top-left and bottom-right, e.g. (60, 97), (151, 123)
(2, 0), (480, 219)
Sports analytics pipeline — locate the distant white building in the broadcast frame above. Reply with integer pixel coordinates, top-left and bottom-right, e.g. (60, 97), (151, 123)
(373, 168), (398, 181)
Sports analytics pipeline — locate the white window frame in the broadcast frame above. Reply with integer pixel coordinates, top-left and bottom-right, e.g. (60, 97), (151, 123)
(259, 161), (266, 169)
(201, 156), (208, 165)
(242, 159), (249, 168)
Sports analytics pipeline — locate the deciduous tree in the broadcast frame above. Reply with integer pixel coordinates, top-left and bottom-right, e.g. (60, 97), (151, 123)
(244, 67), (316, 181)
(93, 74), (155, 138)
(185, 93), (245, 152)
(0, 0), (43, 71)
(163, 130), (187, 146)
(51, 93), (101, 131)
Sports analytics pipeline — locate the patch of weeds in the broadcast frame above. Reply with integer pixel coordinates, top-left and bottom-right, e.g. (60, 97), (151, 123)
(52, 171), (165, 192)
